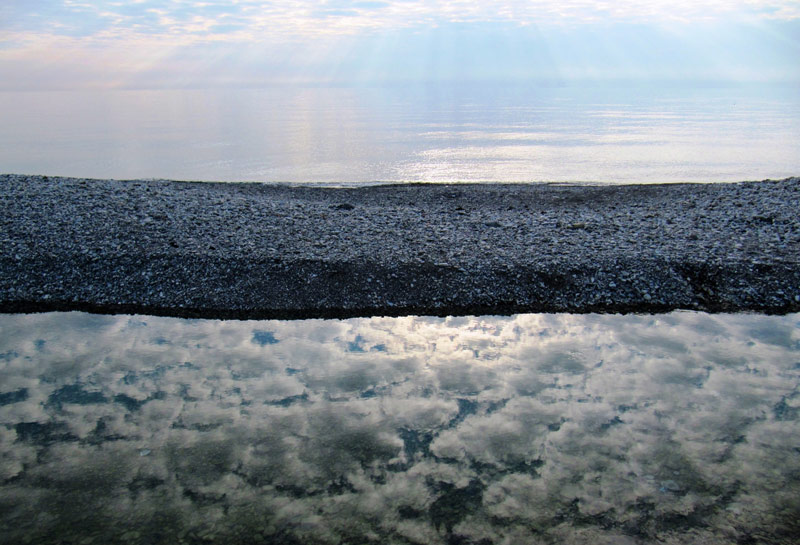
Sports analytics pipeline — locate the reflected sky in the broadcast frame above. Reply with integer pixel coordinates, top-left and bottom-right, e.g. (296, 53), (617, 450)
(1, 311), (798, 544)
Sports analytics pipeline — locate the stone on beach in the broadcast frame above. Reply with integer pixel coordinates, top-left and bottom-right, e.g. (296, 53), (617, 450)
(1, 174), (799, 319)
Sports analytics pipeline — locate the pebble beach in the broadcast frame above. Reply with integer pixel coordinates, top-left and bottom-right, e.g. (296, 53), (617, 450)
(1, 174), (799, 319)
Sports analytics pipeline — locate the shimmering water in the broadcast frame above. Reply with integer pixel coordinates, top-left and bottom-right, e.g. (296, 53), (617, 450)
(1, 86), (798, 184)
(0, 311), (798, 544)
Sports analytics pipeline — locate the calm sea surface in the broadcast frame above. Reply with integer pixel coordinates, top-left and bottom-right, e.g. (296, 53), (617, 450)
(1, 85), (798, 184)
(1, 311), (798, 544)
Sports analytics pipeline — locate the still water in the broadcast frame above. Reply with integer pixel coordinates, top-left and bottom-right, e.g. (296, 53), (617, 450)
(0, 311), (798, 544)
(1, 86), (799, 184)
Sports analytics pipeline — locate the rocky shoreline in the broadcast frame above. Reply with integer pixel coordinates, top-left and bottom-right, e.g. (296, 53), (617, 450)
(1, 174), (799, 319)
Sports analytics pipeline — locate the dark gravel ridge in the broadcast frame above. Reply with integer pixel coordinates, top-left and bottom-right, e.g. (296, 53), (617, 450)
(2, 174), (799, 319)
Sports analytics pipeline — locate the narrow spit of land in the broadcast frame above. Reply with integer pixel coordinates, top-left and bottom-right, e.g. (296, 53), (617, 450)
(1, 174), (799, 319)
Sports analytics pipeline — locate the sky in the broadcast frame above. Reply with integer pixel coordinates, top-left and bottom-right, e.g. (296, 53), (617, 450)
(1, 1), (799, 88)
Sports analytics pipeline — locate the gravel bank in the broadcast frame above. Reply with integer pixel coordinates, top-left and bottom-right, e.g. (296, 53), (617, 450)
(2, 174), (799, 319)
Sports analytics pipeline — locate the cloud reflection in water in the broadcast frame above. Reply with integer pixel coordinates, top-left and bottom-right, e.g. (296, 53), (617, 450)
(0, 311), (798, 544)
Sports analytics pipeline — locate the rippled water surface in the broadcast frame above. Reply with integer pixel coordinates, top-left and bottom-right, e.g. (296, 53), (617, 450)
(0, 311), (798, 544)
(1, 86), (798, 183)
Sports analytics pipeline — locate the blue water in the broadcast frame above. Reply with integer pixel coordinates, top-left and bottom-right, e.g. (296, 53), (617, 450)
(1, 85), (798, 183)
(0, 311), (798, 544)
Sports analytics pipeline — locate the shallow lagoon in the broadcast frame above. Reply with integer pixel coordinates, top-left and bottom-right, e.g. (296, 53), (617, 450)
(0, 311), (798, 544)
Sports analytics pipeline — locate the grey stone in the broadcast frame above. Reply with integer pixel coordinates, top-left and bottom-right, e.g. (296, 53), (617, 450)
(1, 174), (799, 319)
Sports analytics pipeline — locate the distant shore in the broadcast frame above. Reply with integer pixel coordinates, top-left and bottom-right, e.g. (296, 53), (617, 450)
(1, 174), (799, 319)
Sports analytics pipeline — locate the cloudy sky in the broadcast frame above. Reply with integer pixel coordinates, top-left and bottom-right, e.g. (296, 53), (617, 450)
(1, 0), (799, 88)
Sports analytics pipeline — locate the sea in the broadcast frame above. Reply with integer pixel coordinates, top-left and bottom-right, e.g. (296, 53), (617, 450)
(1, 84), (798, 184)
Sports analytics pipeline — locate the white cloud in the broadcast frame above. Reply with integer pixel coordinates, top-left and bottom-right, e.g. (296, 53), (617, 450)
(3, 1), (800, 49)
